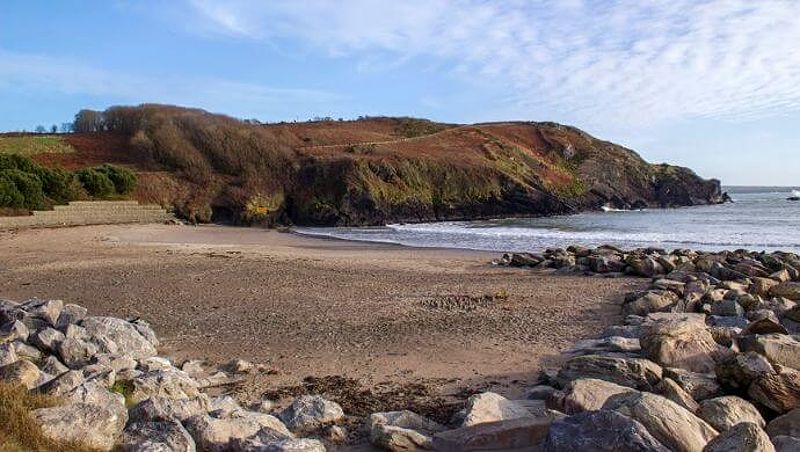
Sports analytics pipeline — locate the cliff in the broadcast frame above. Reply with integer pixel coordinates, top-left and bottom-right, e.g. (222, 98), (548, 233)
(31, 105), (726, 225)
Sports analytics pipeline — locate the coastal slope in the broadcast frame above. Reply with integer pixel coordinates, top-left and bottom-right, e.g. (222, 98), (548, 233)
(28, 105), (726, 224)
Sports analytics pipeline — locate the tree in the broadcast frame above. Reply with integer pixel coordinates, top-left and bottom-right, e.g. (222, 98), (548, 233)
(72, 109), (105, 133)
(50, 125), (58, 134)
(35, 125), (46, 134)
(60, 123), (73, 133)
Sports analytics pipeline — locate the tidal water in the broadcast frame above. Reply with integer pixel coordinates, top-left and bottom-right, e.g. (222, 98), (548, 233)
(296, 187), (800, 253)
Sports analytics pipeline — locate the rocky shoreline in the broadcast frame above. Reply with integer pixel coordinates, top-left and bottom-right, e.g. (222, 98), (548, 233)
(1, 245), (799, 451)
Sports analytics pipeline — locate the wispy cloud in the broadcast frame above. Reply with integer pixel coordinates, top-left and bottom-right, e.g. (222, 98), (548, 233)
(184, 0), (800, 126)
(0, 49), (340, 118)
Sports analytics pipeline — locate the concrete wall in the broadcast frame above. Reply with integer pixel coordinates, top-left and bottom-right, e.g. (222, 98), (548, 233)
(0, 201), (175, 230)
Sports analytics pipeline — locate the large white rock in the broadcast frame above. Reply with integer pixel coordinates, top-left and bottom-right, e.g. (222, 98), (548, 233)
(31, 402), (127, 451)
(461, 392), (534, 427)
(81, 316), (157, 360)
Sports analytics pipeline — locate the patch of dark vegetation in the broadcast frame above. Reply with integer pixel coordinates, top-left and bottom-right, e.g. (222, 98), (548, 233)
(260, 375), (463, 426)
(0, 153), (136, 212)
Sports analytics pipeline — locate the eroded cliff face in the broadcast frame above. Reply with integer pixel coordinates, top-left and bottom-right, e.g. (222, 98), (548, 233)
(57, 105), (726, 225)
(286, 121), (725, 225)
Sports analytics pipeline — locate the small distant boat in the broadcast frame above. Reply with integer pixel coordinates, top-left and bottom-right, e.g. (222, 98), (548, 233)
(788, 190), (800, 201)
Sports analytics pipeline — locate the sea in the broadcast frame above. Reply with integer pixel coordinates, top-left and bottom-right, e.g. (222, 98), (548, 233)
(295, 187), (800, 254)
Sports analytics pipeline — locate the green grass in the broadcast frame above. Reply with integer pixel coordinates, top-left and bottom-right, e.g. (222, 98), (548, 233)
(0, 136), (75, 156)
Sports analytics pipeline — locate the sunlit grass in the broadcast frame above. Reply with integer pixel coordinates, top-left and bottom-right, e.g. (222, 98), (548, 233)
(0, 136), (75, 156)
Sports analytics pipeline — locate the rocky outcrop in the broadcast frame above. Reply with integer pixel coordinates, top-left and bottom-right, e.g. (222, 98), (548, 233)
(501, 245), (800, 452)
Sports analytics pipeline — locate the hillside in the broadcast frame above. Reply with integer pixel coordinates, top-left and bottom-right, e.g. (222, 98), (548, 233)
(4, 105), (726, 225)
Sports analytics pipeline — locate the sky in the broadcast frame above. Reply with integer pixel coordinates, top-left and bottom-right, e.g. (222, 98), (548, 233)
(1, 1), (799, 185)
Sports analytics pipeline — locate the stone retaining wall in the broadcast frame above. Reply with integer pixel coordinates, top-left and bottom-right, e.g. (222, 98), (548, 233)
(0, 201), (174, 229)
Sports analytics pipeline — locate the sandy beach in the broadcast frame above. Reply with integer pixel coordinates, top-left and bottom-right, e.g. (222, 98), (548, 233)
(0, 224), (642, 406)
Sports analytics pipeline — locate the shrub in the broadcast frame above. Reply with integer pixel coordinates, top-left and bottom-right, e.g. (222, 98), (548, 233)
(76, 168), (115, 198)
(0, 169), (46, 209)
(35, 167), (76, 203)
(0, 177), (25, 208)
(97, 164), (137, 195)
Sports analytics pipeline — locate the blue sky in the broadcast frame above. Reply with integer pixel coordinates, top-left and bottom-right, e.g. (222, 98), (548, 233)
(1, 1), (799, 185)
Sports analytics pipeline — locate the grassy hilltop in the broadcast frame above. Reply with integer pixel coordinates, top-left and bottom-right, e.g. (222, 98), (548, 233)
(1, 105), (725, 225)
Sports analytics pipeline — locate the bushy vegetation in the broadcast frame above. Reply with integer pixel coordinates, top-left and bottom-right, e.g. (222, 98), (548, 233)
(0, 154), (136, 211)
(395, 118), (448, 138)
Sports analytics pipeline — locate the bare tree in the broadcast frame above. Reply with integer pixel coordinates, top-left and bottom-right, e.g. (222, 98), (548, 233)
(73, 109), (105, 133)
(51, 124), (58, 134)
(35, 125), (46, 133)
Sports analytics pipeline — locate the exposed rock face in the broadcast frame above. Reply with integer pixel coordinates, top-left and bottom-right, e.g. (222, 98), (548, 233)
(120, 420), (196, 452)
(542, 410), (669, 452)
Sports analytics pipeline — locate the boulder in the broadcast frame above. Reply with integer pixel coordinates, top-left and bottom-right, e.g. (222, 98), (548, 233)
(703, 422), (775, 452)
(462, 392), (535, 427)
(39, 355), (69, 376)
(743, 318), (789, 335)
(233, 436), (325, 452)
(663, 368), (723, 401)
(58, 337), (100, 369)
(564, 336), (640, 357)
(80, 316), (157, 359)
(63, 381), (127, 419)
(737, 334), (800, 370)
(603, 391), (718, 452)
(432, 417), (556, 452)
(369, 410), (446, 451)
(524, 385), (557, 401)
(698, 396), (765, 431)
(128, 369), (202, 404)
(37, 369), (85, 396)
(751, 277), (780, 297)
(29, 327), (66, 353)
(623, 291), (678, 316)
(31, 402), (127, 451)
(748, 365), (800, 413)
(121, 420), (196, 452)
(626, 256), (664, 277)
(0, 359), (41, 389)
(640, 313), (724, 373)
(184, 414), (292, 452)
(56, 303), (88, 329)
(716, 352), (776, 392)
(772, 436), (800, 452)
(21, 298), (63, 326)
(0, 342), (17, 367)
(562, 378), (637, 414)
(556, 355), (663, 391)
(0, 320), (29, 342)
(656, 377), (700, 412)
(13, 340), (42, 361)
(278, 395), (344, 432)
(711, 299), (745, 317)
(129, 395), (212, 423)
(771, 282), (800, 300)
(766, 408), (800, 439)
(542, 410), (669, 452)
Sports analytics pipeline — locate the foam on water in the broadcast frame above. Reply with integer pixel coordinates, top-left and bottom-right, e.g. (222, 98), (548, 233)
(295, 187), (800, 253)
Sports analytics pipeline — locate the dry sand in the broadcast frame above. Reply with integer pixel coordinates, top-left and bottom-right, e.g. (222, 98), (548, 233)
(0, 224), (643, 406)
